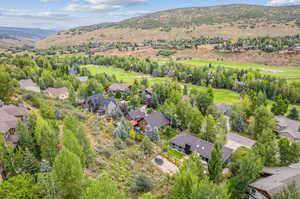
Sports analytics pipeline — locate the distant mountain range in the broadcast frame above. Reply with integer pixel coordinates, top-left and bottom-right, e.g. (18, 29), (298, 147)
(0, 27), (56, 48)
(37, 4), (300, 48)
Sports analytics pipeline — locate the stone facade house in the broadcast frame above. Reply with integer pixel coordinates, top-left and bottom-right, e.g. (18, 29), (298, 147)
(84, 94), (118, 116)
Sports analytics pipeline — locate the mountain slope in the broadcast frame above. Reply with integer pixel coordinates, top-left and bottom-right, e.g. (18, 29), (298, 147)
(37, 4), (300, 48)
(0, 27), (56, 48)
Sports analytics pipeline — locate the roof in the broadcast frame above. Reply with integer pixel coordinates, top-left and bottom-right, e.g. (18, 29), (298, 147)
(108, 83), (130, 92)
(144, 111), (169, 128)
(225, 133), (256, 150)
(275, 116), (300, 140)
(77, 76), (88, 83)
(170, 132), (233, 162)
(128, 109), (146, 121)
(1, 105), (27, 117)
(250, 166), (300, 196)
(0, 109), (19, 133)
(85, 94), (115, 110)
(44, 87), (69, 97)
(216, 103), (232, 116)
(19, 79), (38, 89)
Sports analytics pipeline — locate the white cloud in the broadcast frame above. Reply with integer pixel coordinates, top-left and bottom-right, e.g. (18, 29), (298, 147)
(63, 3), (121, 11)
(0, 9), (73, 20)
(267, 0), (300, 6)
(85, 0), (147, 5)
(64, 0), (148, 12)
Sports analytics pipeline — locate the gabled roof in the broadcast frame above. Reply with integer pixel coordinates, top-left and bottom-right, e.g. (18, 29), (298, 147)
(108, 83), (130, 92)
(1, 105), (27, 117)
(170, 132), (233, 162)
(0, 109), (19, 133)
(275, 116), (300, 140)
(86, 94), (115, 109)
(19, 79), (38, 89)
(145, 111), (169, 128)
(250, 166), (300, 197)
(128, 109), (146, 121)
(44, 87), (69, 97)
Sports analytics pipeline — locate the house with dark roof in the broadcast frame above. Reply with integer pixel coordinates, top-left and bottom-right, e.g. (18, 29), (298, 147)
(144, 111), (169, 128)
(108, 83), (130, 93)
(127, 109), (146, 122)
(275, 116), (300, 143)
(84, 94), (118, 116)
(248, 166), (300, 199)
(216, 103), (232, 117)
(225, 133), (256, 151)
(19, 79), (40, 93)
(44, 87), (69, 100)
(170, 132), (233, 163)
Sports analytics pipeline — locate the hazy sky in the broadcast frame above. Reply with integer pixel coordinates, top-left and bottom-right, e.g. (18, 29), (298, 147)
(1, 0), (299, 30)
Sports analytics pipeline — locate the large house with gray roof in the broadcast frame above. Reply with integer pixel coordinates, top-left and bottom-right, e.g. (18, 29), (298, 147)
(144, 111), (169, 128)
(170, 132), (233, 163)
(84, 94), (118, 116)
(0, 105), (28, 148)
(248, 166), (300, 199)
(275, 116), (300, 143)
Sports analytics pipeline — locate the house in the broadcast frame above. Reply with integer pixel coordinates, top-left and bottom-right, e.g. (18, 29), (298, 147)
(144, 111), (169, 128)
(44, 87), (69, 100)
(248, 166), (300, 199)
(275, 116), (300, 143)
(225, 133), (256, 151)
(0, 109), (20, 147)
(170, 132), (233, 163)
(108, 83), (130, 93)
(0, 109), (19, 133)
(216, 103), (232, 117)
(77, 76), (89, 83)
(19, 79), (40, 93)
(127, 109), (146, 122)
(84, 94), (118, 116)
(1, 105), (27, 120)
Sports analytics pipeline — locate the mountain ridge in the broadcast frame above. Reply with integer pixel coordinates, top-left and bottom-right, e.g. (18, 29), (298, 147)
(0, 26), (56, 48)
(37, 4), (300, 48)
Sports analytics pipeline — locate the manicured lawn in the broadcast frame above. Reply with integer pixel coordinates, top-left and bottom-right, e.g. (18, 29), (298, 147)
(181, 59), (300, 79)
(82, 65), (168, 85)
(82, 65), (241, 104)
(167, 148), (184, 159)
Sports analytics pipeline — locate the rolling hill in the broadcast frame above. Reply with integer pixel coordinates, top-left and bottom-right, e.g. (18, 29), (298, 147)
(0, 26), (56, 48)
(37, 4), (300, 48)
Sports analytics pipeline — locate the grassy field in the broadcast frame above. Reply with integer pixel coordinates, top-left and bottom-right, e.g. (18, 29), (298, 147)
(82, 65), (241, 104)
(181, 59), (300, 79)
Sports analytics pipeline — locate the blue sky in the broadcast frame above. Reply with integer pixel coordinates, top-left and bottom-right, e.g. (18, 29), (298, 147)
(0, 0), (299, 30)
